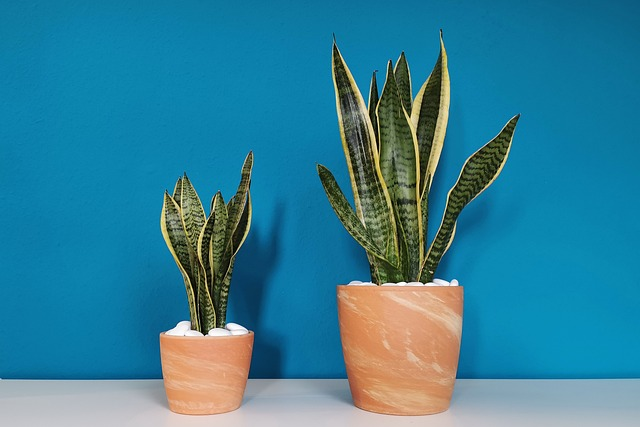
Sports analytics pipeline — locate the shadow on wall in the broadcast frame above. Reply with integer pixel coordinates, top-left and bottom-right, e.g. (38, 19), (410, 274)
(231, 202), (284, 378)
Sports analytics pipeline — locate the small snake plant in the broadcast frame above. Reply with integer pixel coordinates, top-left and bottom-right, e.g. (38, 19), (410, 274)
(318, 32), (519, 284)
(160, 152), (253, 333)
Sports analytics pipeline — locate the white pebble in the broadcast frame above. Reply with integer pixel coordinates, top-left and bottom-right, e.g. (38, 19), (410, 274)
(380, 282), (397, 286)
(348, 281), (375, 286)
(165, 328), (185, 336)
(397, 282), (407, 286)
(207, 328), (232, 337)
(425, 282), (438, 286)
(432, 278), (450, 286)
(225, 323), (248, 332)
(184, 330), (204, 337)
(229, 329), (249, 336)
(450, 279), (459, 286)
(174, 320), (191, 332)
(407, 282), (424, 286)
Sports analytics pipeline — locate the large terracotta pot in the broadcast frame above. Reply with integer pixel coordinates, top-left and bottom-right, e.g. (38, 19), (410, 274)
(337, 285), (463, 415)
(159, 331), (254, 415)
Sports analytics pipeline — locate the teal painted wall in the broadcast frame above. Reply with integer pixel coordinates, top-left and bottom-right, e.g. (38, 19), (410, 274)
(1, 0), (638, 379)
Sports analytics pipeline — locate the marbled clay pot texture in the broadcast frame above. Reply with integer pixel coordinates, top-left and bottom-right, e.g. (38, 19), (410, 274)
(159, 331), (254, 415)
(337, 285), (464, 415)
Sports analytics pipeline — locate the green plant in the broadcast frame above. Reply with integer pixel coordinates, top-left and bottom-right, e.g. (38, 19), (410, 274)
(160, 152), (253, 333)
(318, 33), (519, 284)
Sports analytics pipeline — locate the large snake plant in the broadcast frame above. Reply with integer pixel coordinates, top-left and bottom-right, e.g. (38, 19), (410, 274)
(318, 33), (519, 284)
(160, 152), (253, 333)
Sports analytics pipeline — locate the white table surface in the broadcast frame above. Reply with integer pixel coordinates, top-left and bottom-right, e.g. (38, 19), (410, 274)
(1, 378), (638, 426)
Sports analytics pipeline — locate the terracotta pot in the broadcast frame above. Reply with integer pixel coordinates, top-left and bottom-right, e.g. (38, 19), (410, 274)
(337, 285), (463, 415)
(159, 331), (254, 415)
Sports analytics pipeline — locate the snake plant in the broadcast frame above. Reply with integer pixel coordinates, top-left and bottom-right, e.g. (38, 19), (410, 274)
(318, 32), (519, 284)
(160, 152), (253, 333)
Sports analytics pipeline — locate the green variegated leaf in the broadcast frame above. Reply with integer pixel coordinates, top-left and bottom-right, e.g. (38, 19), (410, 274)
(332, 41), (399, 265)
(196, 266), (216, 332)
(216, 257), (235, 328)
(232, 191), (252, 254)
(215, 190), (251, 323)
(218, 152), (252, 296)
(419, 114), (520, 282)
(420, 174), (431, 253)
(198, 201), (217, 303)
(226, 151), (253, 242)
(392, 199), (410, 278)
(394, 52), (412, 113)
(172, 177), (183, 205)
(160, 192), (199, 332)
(317, 164), (393, 264)
(377, 61), (423, 279)
(179, 174), (206, 257)
(368, 71), (380, 145)
(411, 30), (450, 194)
(210, 192), (228, 306)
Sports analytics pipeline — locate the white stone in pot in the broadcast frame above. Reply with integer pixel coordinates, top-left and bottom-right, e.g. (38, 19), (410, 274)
(184, 330), (204, 337)
(207, 328), (232, 337)
(225, 323), (248, 333)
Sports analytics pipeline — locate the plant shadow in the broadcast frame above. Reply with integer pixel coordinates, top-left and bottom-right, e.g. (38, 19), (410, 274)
(231, 202), (284, 378)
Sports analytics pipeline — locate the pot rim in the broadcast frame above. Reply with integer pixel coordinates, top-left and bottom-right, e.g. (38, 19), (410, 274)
(160, 330), (254, 340)
(337, 284), (463, 290)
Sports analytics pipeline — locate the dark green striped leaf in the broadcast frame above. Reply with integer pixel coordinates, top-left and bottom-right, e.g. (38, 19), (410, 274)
(394, 52), (412, 113)
(215, 190), (251, 323)
(411, 30), (450, 195)
(368, 71), (380, 145)
(232, 191), (252, 255)
(160, 192), (199, 331)
(172, 177), (183, 205)
(377, 61), (423, 280)
(419, 114), (520, 282)
(179, 174), (206, 258)
(332, 41), (399, 265)
(198, 208), (216, 293)
(420, 175), (431, 253)
(196, 267), (216, 332)
(317, 164), (393, 264)
(226, 151), (253, 244)
(218, 152), (252, 293)
(216, 257), (235, 328)
(210, 192), (229, 306)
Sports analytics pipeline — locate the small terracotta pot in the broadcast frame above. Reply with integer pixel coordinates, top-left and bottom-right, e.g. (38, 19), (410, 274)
(159, 331), (254, 415)
(337, 285), (463, 415)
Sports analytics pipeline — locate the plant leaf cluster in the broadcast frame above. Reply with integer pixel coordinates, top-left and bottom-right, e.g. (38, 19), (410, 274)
(160, 152), (253, 332)
(318, 32), (520, 283)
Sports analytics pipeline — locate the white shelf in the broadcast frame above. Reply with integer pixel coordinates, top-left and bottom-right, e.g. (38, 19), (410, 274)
(1, 379), (639, 426)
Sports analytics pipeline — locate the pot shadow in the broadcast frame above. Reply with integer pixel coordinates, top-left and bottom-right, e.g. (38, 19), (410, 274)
(231, 202), (284, 378)
(319, 380), (353, 405)
(144, 381), (171, 409)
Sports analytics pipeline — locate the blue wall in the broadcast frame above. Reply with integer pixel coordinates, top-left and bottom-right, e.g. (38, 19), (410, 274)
(1, 0), (638, 379)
